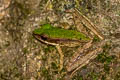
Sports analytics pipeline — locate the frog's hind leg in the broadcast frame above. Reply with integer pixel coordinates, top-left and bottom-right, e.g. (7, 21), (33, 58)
(55, 45), (64, 71)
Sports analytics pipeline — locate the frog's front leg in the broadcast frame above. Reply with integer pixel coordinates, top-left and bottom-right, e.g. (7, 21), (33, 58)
(55, 45), (64, 71)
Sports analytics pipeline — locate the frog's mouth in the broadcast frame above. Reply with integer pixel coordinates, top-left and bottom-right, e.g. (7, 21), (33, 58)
(33, 33), (60, 46)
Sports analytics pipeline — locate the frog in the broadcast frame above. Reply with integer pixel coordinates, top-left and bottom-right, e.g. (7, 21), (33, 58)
(33, 23), (91, 70)
(33, 8), (104, 77)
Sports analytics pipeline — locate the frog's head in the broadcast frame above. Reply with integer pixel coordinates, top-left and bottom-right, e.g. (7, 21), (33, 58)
(33, 24), (52, 35)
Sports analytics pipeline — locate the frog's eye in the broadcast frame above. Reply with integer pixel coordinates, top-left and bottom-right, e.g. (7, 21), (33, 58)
(40, 35), (48, 41)
(33, 33), (48, 41)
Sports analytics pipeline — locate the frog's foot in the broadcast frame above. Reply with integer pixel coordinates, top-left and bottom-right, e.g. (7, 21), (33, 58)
(56, 45), (64, 71)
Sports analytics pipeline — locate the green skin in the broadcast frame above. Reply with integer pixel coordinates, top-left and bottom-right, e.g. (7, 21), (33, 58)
(33, 24), (90, 42)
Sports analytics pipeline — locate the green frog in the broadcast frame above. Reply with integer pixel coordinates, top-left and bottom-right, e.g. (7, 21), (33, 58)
(33, 8), (104, 76)
(33, 23), (91, 70)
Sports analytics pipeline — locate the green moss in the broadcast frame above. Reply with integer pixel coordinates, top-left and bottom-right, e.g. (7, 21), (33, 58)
(51, 62), (58, 70)
(51, 62), (59, 74)
(41, 67), (52, 80)
(72, 75), (83, 80)
(104, 64), (110, 73)
(103, 43), (111, 50)
(96, 42), (116, 73)
(33, 24), (90, 41)
(87, 72), (99, 80)
(101, 75), (106, 80)
(96, 52), (115, 64)
(23, 48), (28, 54)
(93, 36), (100, 42)
(44, 45), (56, 53)
(96, 43), (114, 63)
(41, 55), (47, 61)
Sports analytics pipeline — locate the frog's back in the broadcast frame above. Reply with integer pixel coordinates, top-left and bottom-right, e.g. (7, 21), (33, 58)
(33, 24), (90, 41)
